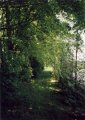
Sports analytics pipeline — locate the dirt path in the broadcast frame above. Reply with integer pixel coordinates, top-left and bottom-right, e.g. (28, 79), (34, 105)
(2, 71), (85, 120)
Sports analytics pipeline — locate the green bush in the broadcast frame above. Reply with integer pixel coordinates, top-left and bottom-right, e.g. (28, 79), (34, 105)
(29, 56), (44, 78)
(58, 78), (85, 109)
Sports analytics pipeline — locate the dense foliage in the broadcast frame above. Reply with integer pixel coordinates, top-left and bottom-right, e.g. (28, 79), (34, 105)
(0, 0), (85, 119)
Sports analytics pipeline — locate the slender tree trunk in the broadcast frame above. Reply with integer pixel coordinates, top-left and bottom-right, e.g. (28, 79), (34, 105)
(75, 45), (78, 81)
(53, 63), (56, 80)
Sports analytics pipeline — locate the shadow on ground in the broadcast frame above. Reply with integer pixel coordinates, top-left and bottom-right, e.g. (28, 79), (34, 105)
(2, 71), (85, 120)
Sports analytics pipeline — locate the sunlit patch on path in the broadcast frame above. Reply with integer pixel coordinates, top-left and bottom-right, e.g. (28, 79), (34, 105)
(49, 86), (61, 92)
(49, 78), (58, 83)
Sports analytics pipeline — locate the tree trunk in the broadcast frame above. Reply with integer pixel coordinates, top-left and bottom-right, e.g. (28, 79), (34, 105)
(75, 44), (78, 81)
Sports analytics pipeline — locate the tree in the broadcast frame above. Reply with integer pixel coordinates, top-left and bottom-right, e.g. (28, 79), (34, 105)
(74, 32), (83, 80)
